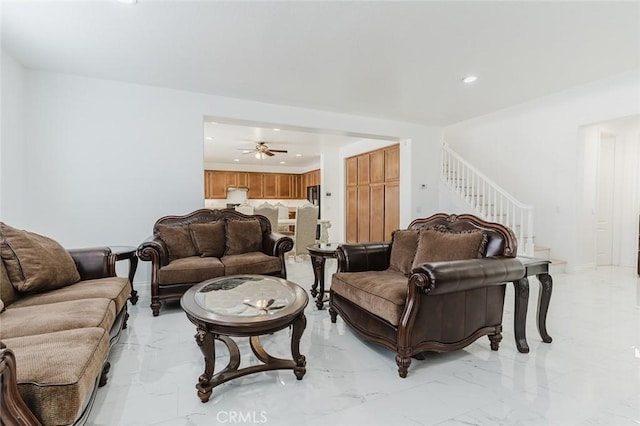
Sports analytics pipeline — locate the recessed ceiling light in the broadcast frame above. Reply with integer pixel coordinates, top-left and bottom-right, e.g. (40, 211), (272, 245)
(273, 128), (280, 131)
(205, 137), (213, 140)
(209, 121), (217, 125)
(279, 161), (286, 164)
(295, 154), (302, 157)
(233, 159), (239, 162)
(116, 0), (137, 4)
(462, 75), (477, 84)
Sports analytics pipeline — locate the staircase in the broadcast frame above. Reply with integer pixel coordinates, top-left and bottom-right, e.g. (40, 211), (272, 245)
(441, 143), (535, 256)
(441, 143), (566, 272)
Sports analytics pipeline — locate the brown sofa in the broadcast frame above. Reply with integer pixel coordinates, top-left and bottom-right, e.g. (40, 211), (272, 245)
(329, 213), (526, 378)
(137, 209), (294, 316)
(0, 223), (131, 425)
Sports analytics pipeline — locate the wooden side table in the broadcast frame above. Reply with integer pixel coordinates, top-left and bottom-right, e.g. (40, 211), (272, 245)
(110, 246), (139, 305)
(306, 242), (339, 310)
(512, 256), (553, 353)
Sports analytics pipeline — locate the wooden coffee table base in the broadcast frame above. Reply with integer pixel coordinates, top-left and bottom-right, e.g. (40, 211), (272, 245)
(192, 313), (307, 403)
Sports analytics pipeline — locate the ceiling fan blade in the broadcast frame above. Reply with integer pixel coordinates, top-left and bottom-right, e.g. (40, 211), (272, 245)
(269, 149), (288, 153)
(264, 150), (275, 157)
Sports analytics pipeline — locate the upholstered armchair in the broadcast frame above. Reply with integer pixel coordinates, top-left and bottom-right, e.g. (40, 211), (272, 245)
(329, 213), (525, 378)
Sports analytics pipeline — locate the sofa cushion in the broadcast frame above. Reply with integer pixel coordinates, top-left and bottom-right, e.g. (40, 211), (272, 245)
(0, 298), (116, 340)
(0, 222), (80, 294)
(1, 260), (20, 307)
(157, 224), (198, 261)
(4, 327), (110, 426)
(388, 229), (419, 276)
(158, 256), (225, 285)
(189, 221), (226, 258)
(225, 219), (263, 255)
(220, 252), (282, 276)
(9, 277), (130, 314)
(411, 228), (487, 270)
(331, 270), (409, 326)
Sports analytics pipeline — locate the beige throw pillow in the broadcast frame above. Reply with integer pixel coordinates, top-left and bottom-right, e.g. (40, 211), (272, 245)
(388, 229), (419, 276)
(0, 222), (81, 293)
(157, 224), (198, 261)
(225, 219), (263, 255)
(411, 228), (487, 270)
(189, 221), (226, 258)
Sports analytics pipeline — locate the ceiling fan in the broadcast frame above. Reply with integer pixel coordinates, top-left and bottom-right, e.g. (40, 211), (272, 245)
(239, 142), (288, 159)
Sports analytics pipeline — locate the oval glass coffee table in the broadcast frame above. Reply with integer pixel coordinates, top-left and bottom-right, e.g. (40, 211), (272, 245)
(181, 275), (308, 402)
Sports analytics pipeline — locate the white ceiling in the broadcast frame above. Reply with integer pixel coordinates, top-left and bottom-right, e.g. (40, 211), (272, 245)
(3, 1), (639, 166)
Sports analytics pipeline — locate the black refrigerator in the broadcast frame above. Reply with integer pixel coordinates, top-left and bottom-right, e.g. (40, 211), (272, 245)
(306, 185), (321, 239)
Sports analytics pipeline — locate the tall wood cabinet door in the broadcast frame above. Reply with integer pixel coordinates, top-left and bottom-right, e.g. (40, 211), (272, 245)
(384, 182), (400, 240)
(210, 171), (227, 199)
(236, 172), (249, 188)
(276, 174), (292, 198)
(357, 155), (370, 185)
(263, 174), (277, 198)
(346, 186), (359, 243)
(369, 184), (385, 242)
(357, 186), (370, 242)
(370, 150), (385, 183)
(247, 173), (263, 199)
(346, 157), (358, 187)
(385, 146), (400, 181)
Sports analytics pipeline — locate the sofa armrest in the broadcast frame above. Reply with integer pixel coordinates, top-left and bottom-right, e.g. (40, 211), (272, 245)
(410, 256), (525, 295)
(137, 239), (168, 267)
(263, 232), (294, 257)
(336, 242), (392, 272)
(68, 247), (115, 280)
(0, 341), (42, 425)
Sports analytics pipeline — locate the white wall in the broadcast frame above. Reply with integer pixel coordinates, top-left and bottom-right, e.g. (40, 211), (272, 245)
(0, 51), (27, 227)
(444, 71), (640, 270)
(2, 58), (441, 283)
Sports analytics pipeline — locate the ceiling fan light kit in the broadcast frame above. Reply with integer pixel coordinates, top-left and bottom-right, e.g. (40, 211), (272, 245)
(239, 141), (288, 159)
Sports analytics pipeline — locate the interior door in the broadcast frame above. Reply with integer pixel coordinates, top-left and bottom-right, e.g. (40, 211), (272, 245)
(596, 134), (616, 266)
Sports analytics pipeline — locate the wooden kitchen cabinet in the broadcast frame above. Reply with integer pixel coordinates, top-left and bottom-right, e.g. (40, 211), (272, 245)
(205, 170), (318, 200)
(276, 174), (293, 198)
(262, 174), (277, 198)
(204, 170), (228, 199)
(385, 145), (400, 181)
(370, 150), (385, 183)
(247, 173), (263, 198)
(345, 144), (400, 243)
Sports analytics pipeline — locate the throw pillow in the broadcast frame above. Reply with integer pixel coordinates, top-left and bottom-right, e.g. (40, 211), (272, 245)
(0, 222), (81, 294)
(388, 229), (419, 276)
(157, 224), (198, 261)
(411, 228), (487, 270)
(225, 219), (263, 255)
(189, 221), (226, 258)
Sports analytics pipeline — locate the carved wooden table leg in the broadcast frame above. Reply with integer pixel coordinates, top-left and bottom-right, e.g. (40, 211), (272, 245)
(290, 313), (307, 379)
(310, 255), (326, 309)
(536, 273), (553, 343)
(127, 255), (139, 305)
(513, 277), (530, 353)
(195, 328), (240, 402)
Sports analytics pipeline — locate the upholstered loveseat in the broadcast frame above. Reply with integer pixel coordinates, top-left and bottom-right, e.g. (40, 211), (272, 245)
(0, 223), (131, 425)
(137, 209), (293, 316)
(329, 213), (526, 378)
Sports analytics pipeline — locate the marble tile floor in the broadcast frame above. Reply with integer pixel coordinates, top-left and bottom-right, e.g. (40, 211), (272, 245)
(89, 261), (640, 426)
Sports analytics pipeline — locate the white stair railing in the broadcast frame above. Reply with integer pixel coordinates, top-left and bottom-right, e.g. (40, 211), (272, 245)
(441, 143), (535, 256)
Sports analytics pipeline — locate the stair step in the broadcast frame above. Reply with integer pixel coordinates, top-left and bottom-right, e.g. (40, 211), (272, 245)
(549, 258), (567, 274)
